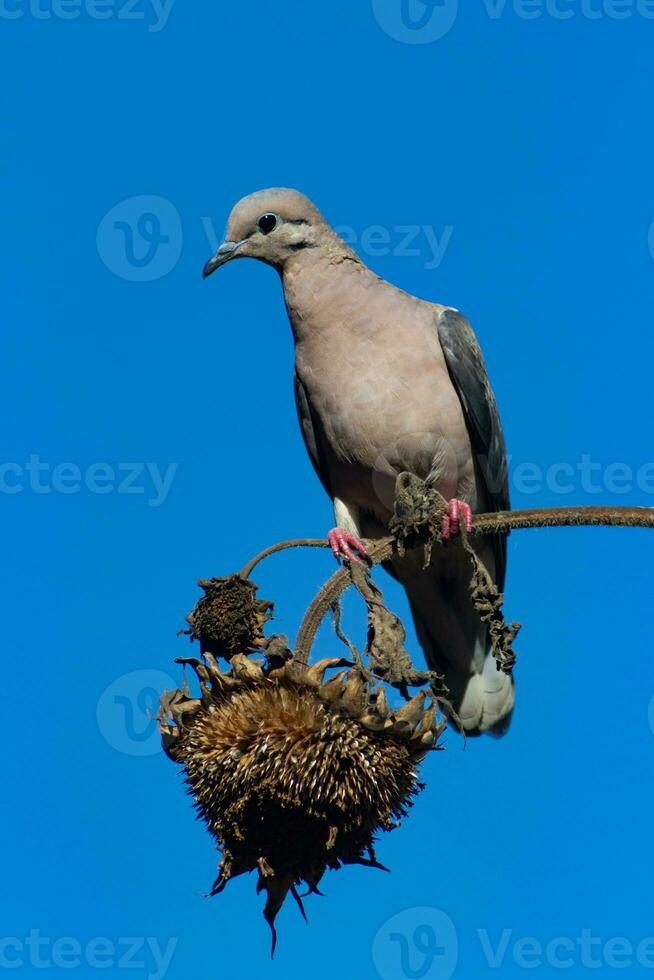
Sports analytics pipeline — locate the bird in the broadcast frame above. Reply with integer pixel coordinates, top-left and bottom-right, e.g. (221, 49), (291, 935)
(203, 188), (513, 735)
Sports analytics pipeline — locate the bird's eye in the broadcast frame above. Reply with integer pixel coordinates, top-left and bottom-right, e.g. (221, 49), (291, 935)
(257, 213), (278, 235)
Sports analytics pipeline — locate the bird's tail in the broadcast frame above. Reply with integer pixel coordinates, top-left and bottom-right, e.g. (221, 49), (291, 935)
(410, 598), (515, 736)
(396, 544), (515, 736)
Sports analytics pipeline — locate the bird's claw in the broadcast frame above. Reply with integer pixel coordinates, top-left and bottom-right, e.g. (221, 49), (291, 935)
(327, 528), (370, 564)
(441, 499), (473, 540)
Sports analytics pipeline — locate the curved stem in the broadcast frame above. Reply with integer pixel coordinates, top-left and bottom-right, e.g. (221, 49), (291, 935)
(291, 504), (654, 662)
(242, 505), (654, 580)
(240, 538), (330, 579)
(293, 541), (389, 663)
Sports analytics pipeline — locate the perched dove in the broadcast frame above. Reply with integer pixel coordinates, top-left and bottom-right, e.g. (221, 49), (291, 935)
(204, 189), (513, 735)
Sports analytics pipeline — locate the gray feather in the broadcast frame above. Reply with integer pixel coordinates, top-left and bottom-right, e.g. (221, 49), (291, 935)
(437, 308), (510, 590)
(294, 370), (333, 497)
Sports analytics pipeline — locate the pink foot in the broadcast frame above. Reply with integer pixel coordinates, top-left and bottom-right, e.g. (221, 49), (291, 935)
(441, 499), (473, 540)
(327, 528), (370, 564)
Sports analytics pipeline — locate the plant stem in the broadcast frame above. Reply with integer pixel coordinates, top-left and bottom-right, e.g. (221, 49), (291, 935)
(288, 505), (654, 662)
(241, 504), (654, 580)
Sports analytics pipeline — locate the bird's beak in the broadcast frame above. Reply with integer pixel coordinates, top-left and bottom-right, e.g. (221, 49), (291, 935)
(202, 241), (242, 279)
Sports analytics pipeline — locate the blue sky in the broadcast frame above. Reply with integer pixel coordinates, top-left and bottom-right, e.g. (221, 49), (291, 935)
(3, 2), (654, 978)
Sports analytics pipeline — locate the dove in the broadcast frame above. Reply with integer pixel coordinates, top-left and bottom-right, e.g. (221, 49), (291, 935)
(203, 188), (513, 735)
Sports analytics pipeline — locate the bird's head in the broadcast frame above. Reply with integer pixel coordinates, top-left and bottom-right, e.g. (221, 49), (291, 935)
(203, 188), (355, 278)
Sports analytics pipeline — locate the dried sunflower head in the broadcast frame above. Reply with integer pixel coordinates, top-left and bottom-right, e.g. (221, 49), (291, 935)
(159, 651), (444, 952)
(182, 575), (273, 660)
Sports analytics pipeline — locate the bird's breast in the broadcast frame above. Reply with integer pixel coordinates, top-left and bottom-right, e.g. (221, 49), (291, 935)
(302, 366), (468, 515)
(286, 262), (476, 515)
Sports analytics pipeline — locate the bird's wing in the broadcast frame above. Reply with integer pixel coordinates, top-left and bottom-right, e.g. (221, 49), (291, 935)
(293, 370), (333, 497)
(437, 307), (510, 588)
